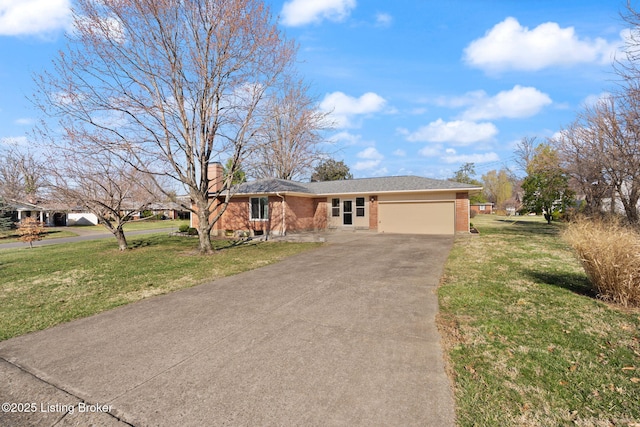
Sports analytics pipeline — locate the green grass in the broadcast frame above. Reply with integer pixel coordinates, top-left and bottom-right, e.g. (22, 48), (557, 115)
(439, 215), (640, 426)
(0, 233), (320, 341)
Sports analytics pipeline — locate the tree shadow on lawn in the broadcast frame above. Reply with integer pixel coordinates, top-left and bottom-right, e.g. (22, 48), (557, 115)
(485, 218), (563, 237)
(526, 269), (595, 298)
(128, 235), (167, 249)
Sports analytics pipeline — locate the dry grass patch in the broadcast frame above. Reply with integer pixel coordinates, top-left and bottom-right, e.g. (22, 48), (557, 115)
(564, 216), (640, 307)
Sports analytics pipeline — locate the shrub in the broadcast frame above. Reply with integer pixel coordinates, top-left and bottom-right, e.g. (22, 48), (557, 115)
(178, 224), (190, 233)
(17, 217), (46, 248)
(563, 216), (640, 307)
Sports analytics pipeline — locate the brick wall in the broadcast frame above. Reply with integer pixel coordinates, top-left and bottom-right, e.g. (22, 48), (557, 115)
(313, 198), (328, 230)
(369, 196), (378, 230)
(206, 195), (325, 236)
(455, 192), (470, 232)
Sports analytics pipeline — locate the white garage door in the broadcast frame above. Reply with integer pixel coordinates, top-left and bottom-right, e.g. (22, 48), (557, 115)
(378, 201), (455, 235)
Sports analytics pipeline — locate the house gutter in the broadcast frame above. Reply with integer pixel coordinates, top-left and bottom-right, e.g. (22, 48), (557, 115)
(276, 192), (286, 236)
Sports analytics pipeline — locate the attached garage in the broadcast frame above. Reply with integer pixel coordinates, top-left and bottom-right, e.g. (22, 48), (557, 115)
(378, 200), (456, 235)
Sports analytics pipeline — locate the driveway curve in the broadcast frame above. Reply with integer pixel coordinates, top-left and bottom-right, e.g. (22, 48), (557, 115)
(0, 233), (455, 426)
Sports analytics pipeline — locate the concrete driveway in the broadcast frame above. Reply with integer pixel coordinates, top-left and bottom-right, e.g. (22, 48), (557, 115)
(0, 233), (455, 426)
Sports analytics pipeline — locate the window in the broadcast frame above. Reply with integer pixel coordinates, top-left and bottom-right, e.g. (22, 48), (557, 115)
(331, 198), (340, 217)
(479, 205), (485, 211)
(250, 197), (269, 220)
(356, 197), (365, 217)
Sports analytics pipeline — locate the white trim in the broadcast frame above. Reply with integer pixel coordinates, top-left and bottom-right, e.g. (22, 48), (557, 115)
(378, 199), (455, 204)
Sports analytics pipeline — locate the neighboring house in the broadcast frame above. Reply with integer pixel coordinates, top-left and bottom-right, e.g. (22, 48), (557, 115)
(5, 200), (97, 226)
(470, 203), (494, 215)
(193, 163), (482, 236)
(5, 200), (51, 224)
(139, 199), (191, 220)
(67, 211), (99, 226)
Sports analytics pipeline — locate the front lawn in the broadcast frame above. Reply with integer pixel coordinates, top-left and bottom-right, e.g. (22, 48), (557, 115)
(0, 234), (320, 341)
(439, 215), (640, 426)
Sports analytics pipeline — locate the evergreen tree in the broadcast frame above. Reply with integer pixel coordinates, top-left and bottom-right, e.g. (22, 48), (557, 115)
(310, 159), (353, 182)
(0, 199), (14, 232)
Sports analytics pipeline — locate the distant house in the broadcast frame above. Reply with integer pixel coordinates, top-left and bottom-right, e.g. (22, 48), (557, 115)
(192, 163), (483, 236)
(470, 203), (494, 215)
(143, 199), (190, 220)
(5, 200), (49, 224)
(4, 200), (95, 226)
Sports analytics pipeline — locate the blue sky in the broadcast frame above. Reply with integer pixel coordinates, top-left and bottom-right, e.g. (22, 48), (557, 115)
(0, 0), (630, 180)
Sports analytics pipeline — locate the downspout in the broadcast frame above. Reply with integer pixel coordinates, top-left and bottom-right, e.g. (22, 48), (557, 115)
(276, 192), (286, 236)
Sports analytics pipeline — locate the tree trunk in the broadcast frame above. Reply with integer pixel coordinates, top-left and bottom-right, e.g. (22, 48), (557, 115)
(114, 227), (128, 251)
(197, 229), (213, 254)
(195, 208), (214, 254)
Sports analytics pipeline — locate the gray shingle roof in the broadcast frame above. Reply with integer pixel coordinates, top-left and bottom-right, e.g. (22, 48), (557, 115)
(232, 176), (480, 196)
(233, 179), (314, 194)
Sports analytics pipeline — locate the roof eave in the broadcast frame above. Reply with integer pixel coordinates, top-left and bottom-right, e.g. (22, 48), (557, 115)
(312, 187), (484, 196)
(220, 190), (315, 198)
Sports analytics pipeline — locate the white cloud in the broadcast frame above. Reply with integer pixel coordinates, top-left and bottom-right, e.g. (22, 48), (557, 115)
(327, 131), (362, 145)
(320, 91), (387, 128)
(464, 17), (622, 72)
(582, 91), (612, 107)
(354, 160), (381, 171)
(461, 85), (552, 120)
(15, 118), (34, 126)
(74, 14), (126, 44)
(392, 149), (406, 157)
(281, 0), (356, 27)
(357, 147), (383, 160)
(375, 12), (393, 27)
(354, 146), (383, 170)
(0, 0), (71, 36)
(441, 151), (500, 164)
(418, 145), (442, 157)
(406, 119), (498, 145)
(0, 136), (28, 146)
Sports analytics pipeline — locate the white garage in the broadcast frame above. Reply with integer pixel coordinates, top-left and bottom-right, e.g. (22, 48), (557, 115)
(378, 200), (456, 235)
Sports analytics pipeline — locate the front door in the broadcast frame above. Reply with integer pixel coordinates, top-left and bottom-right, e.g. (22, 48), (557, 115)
(343, 199), (353, 225)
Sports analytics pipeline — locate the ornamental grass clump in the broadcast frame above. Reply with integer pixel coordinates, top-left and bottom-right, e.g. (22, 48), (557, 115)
(563, 216), (640, 307)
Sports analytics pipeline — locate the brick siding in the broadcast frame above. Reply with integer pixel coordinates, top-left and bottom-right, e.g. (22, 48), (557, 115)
(455, 192), (470, 232)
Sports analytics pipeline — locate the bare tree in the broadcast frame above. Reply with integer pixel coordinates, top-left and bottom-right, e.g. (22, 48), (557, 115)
(245, 77), (331, 180)
(591, 95), (640, 223)
(552, 120), (613, 216)
(0, 147), (46, 204)
(48, 148), (160, 251)
(514, 136), (538, 176)
(554, 94), (640, 223)
(35, 0), (296, 253)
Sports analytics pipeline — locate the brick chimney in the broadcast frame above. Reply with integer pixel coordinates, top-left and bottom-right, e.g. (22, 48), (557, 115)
(207, 162), (224, 194)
